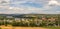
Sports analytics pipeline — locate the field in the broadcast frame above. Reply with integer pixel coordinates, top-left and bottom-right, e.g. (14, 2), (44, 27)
(0, 25), (47, 29)
(45, 26), (60, 29)
(0, 25), (60, 29)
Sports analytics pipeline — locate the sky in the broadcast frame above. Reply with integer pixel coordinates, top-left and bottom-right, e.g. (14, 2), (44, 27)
(0, 0), (60, 14)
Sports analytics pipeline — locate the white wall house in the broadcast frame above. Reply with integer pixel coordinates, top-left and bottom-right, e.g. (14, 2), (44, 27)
(6, 16), (13, 18)
(15, 18), (21, 22)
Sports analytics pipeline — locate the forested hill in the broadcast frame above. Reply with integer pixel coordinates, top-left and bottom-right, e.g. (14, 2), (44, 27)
(0, 14), (60, 18)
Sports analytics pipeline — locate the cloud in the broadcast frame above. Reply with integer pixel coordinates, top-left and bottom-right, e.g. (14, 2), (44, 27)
(48, 0), (60, 6)
(0, 0), (10, 6)
(0, 0), (60, 14)
(7, 7), (42, 14)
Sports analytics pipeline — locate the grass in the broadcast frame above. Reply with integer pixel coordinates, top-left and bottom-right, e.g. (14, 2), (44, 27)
(0, 25), (47, 29)
(0, 25), (60, 29)
(48, 27), (60, 29)
(0, 27), (1, 29)
(43, 26), (60, 29)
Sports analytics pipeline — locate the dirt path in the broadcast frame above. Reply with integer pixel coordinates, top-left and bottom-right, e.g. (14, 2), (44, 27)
(0, 25), (48, 29)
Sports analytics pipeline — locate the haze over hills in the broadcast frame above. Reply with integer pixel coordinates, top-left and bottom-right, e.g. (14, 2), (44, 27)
(0, 14), (60, 18)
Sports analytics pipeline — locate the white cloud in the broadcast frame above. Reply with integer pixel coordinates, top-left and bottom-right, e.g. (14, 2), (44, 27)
(48, 0), (60, 6)
(1, 6), (43, 14)
(39, 0), (60, 11)
(56, 11), (60, 13)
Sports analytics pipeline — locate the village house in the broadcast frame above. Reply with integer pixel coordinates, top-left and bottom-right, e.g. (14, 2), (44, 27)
(15, 18), (21, 22)
(6, 16), (13, 18)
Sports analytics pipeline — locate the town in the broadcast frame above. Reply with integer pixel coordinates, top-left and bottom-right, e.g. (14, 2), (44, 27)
(0, 14), (60, 27)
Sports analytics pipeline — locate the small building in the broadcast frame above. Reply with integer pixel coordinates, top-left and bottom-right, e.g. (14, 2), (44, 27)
(15, 18), (21, 22)
(6, 16), (13, 18)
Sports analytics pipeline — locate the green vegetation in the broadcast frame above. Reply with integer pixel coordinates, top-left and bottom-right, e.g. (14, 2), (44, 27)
(0, 14), (60, 27)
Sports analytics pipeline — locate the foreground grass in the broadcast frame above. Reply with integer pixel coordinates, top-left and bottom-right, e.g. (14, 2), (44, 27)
(43, 26), (60, 29)
(0, 25), (60, 29)
(48, 27), (60, 29)
(0, 25), (47, 29)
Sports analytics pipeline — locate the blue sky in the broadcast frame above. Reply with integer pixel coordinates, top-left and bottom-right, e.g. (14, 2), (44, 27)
(0, 0), (60, 14)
